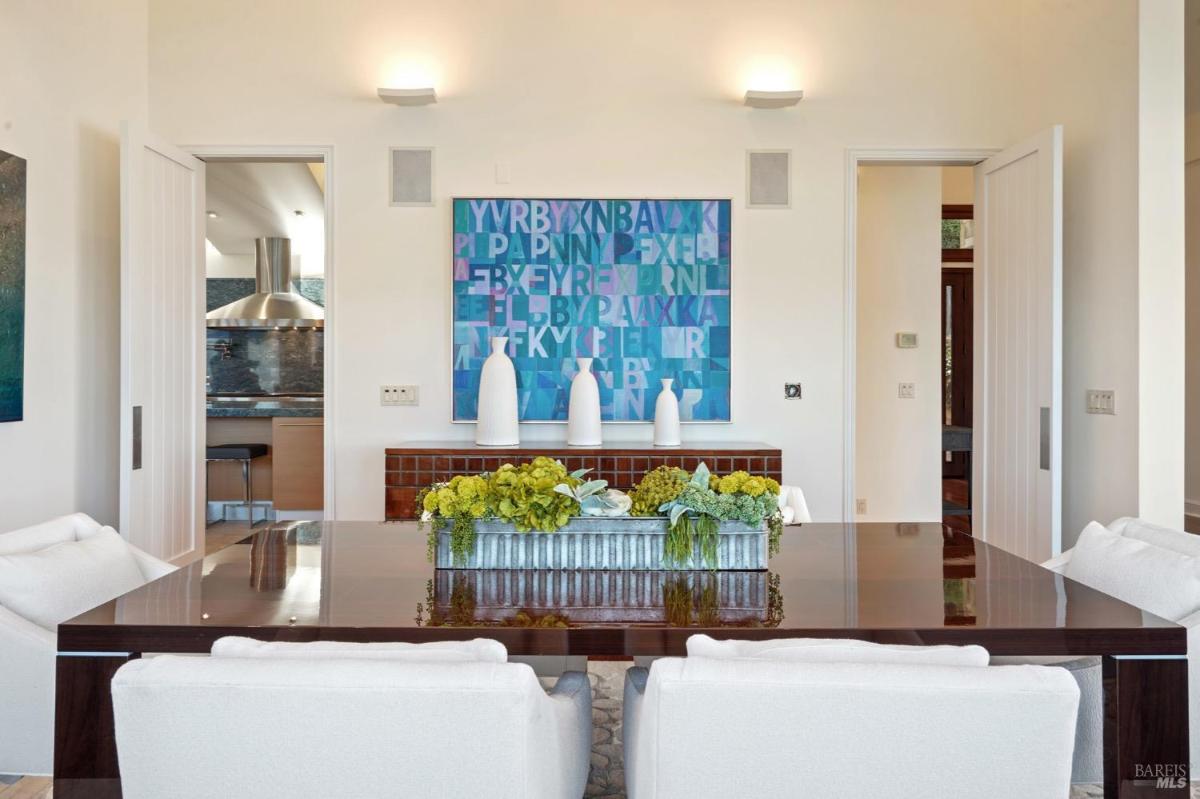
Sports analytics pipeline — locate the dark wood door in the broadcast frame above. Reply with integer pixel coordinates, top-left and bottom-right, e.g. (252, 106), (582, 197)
(942, 268), (973, 478)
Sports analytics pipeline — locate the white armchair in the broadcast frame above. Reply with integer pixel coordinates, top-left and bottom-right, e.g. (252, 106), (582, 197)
(0, 513), (174, 776)
(1032, 517), (1200, 777)
(623, 655), (1079, 798)
(112, 654), (592, 799)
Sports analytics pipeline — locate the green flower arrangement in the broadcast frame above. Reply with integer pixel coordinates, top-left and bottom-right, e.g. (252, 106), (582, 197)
(419, 457), (784, 569)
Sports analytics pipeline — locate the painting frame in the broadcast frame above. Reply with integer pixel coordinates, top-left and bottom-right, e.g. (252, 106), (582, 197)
(0, 148), (26, 424)
(450, 197), (733, 425)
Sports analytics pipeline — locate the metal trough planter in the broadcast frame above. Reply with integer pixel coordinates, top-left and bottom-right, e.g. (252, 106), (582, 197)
(435, 517), (768, 571)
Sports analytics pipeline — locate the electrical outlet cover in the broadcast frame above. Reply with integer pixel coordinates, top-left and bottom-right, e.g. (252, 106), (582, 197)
(898, 382), (916, 399)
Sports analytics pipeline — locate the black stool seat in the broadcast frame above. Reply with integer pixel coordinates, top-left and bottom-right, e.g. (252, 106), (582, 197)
(206, 443), (269, 460)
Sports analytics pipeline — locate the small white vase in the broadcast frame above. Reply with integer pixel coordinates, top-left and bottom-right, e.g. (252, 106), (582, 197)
(653, 378), (681, 447)
(475, 336), (520, 447)
(567, 357), (602, 447)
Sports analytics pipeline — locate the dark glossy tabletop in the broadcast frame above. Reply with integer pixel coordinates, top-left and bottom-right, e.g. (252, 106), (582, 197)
(59, 521), (1184, 657)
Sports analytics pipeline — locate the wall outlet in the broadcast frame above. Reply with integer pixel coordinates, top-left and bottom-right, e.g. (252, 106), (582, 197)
(784, 382), (802, 400)
(381, 385), (419, 406)
(1086, 389), (1115, 415)
(898, 382), (916, 399)
(856, 498), (867, 515)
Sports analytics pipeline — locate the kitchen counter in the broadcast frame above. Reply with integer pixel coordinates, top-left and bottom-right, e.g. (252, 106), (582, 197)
(206, 396), (323, 418)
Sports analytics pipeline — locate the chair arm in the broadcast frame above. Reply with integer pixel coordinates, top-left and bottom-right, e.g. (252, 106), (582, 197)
(546, 671), (592, 799)
(1041, 549), (1073, 574)
(623, 666), (649, 797)
(128, 545), (177, 583)
(0, 604), (57, 774)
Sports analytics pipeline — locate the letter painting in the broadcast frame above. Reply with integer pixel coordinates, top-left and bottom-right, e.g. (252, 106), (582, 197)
(452, 198), (731, 422)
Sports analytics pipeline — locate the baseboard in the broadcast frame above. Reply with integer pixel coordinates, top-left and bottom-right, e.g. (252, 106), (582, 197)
(1185, 499), (1200, 518)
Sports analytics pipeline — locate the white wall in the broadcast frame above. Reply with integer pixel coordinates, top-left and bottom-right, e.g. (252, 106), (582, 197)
(149, 0), (1031, 520)
(855, 166), (942, 522)
(0, 0), (148, 532)
(1136, 0), (1186, 530)
(1017, 0), (1142, 546)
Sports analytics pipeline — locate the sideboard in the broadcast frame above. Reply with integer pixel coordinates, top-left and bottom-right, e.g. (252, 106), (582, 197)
(384, 441), (782, 520)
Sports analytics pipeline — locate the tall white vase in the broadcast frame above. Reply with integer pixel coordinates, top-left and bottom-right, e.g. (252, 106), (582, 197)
(567, 357), (602, 447)
(653, 378), (682, 447)
(475, 336), (520, 447)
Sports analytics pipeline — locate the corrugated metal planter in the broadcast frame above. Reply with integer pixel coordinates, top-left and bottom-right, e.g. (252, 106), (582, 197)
(435, 517), (767, 571)
(433, 569), (770, 624)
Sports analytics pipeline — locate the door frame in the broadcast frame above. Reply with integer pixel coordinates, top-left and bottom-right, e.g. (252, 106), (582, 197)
(183, 144), (337, 518)
(842, 148), (997, 524)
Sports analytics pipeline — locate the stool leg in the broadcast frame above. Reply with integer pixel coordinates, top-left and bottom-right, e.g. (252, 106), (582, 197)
(243, 458), (251, 525)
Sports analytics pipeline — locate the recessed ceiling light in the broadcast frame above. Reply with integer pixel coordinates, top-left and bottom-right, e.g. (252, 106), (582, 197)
(206, 210), (219, 219)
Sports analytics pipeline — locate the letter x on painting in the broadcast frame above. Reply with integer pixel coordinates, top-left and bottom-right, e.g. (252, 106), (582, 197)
(452, 198), (731, 423)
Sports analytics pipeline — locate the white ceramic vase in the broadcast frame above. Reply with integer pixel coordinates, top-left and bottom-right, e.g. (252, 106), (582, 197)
(475, 336), (520, 447)
(567, 357), (602, 447)
(653, 378), (681, 447)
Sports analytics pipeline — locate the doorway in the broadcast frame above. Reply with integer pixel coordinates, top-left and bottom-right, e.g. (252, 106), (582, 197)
(846, 132), (1064, 563)
(191, 148), (335, 553)
(853, 163), (978, 529)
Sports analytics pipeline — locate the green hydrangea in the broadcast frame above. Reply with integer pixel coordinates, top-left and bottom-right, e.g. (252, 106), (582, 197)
(630, 465), (688, 516)
(489, 457), (581, 533)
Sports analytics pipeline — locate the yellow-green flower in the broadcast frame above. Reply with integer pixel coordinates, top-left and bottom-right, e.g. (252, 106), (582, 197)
(742, 476), (766, 497)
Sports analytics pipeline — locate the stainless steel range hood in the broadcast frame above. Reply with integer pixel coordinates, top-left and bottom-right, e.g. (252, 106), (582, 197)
(206, 237), (324, 329)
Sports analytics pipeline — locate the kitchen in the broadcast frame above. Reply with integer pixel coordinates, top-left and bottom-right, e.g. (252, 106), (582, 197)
(204, 161), (326, 528)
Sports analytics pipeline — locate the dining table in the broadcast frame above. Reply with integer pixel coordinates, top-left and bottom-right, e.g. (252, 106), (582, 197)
(53, 520), (1189, 797)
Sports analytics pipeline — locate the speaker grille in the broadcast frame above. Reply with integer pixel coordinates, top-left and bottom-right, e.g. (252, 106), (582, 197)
(747, 150), (790, 208)
(390, 147), (434, 206)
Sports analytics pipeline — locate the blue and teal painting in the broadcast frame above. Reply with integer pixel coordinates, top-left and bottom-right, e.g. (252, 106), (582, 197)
(452, 198), (731, 422)
(0, 150), (25, 423)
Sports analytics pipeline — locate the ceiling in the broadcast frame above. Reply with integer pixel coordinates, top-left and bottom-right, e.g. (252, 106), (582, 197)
(204, 161), (325, 264)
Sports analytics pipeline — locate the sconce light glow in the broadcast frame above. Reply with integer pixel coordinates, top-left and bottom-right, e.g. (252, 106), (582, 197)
(379, 59), (438, 105)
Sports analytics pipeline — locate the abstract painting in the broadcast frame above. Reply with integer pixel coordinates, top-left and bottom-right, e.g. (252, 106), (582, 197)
(453, 198), (731, 422)
(0, 150), (25, 423)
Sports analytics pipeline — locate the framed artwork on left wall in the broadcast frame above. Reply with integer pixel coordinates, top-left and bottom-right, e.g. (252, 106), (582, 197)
(0, 149), (26, 423)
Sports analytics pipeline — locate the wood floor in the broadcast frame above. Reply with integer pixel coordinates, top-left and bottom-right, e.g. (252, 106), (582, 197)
(0, 777), (51, 799)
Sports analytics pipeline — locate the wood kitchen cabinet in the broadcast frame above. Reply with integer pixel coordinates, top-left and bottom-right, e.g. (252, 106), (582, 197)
(271, 418), (324, 510)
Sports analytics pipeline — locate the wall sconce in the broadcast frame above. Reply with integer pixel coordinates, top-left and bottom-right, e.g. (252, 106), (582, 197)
(377, 87), (438, 106)
(743, 89), (804, 109)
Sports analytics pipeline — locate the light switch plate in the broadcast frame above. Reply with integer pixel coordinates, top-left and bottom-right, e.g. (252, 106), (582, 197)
(856, 498), (867, 515)
(898, 382), (915, 399)
(895, 332), (919, 348)
(784, 383), (802, 400)
(495, 161), (511, 184)
(1086, 389), (1115, 415)
(381, 385), (419, 406)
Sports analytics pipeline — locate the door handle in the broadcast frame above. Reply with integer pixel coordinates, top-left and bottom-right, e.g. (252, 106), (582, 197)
(1039, 406), (1050, 471)
(132, 405), (143, 470)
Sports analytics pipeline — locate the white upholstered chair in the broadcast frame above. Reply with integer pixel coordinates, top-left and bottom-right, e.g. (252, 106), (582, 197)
(112, 649), (592, 799)
(0, 513), (175, 776)
(1033, 517), (1200, 777)
(623, 650), (1079, 798)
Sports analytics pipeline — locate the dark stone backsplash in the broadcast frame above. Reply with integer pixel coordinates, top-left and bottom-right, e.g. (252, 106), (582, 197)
(206, 277), (324, 312)
(206, 277), (324, 396)
(207, 328), (323, 395)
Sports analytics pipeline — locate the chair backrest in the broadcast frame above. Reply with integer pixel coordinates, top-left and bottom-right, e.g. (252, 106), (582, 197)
(630, 657), (1078, 799)
(1109, 516), (1200, 557)
(0, 513), (101, 556)
(113, 656), (567, 799)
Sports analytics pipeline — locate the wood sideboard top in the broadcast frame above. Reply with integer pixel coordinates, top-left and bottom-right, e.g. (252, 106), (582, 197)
(385, 440), (780, 454)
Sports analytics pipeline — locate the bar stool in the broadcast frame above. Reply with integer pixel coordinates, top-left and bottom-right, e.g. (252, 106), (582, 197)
(206, 444), (270, 525)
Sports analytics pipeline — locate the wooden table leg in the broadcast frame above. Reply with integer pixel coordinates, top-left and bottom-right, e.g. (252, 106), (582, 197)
(1104, 655), (1190, 797)
(53, 652), (138, 799)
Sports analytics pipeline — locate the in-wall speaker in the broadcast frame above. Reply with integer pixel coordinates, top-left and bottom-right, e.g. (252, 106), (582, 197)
(747, 150), (791, 208)
(389, 147), (434, 206)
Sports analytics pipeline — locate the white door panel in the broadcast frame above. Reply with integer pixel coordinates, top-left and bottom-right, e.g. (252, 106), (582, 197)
(973, 127), (1063, 562)
(119, 124), (205, 563)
